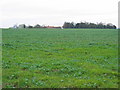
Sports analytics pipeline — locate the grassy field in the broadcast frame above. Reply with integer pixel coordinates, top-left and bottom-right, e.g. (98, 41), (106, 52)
(2, 28), (118, 88)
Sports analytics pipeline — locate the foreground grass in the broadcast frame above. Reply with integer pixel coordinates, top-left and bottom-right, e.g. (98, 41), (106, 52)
(2, 28), (118, 88)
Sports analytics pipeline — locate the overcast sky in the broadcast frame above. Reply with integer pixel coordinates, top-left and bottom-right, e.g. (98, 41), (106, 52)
(0, 0), (119, 28)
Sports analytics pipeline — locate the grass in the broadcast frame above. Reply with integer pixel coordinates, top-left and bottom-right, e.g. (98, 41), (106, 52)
(2, 28), (118, 88)
(0, 29), (2, 89)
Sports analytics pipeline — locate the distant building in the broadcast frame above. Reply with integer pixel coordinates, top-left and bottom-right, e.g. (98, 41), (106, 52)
(46, 26), (62, 29)
(46, 26), (55, 28)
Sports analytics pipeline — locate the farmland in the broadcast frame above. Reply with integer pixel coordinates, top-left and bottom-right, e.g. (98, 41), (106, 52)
(2, 28), (118, 88)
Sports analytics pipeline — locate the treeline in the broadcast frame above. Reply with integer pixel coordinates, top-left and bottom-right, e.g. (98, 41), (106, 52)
(12, 24), (61, 29)
(63, 22), (116, 29)
(12, 22), (117, 29)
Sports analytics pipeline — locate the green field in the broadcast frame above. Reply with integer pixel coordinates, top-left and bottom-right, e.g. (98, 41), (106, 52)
(2, 28), (118, 88)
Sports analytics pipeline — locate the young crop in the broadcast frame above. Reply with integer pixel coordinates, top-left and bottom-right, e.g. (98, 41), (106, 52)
(2, 28), (118, 88)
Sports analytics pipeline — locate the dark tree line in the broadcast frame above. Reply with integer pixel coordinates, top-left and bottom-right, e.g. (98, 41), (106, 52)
(63, 22), (116, 29)
(20, 24), (44, 28)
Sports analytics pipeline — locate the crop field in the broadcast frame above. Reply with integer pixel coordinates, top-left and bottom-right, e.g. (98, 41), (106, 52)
(2, 28), (118, 88)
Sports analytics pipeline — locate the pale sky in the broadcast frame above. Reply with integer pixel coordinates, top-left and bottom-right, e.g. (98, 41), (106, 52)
(0, 0), (119, 28)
